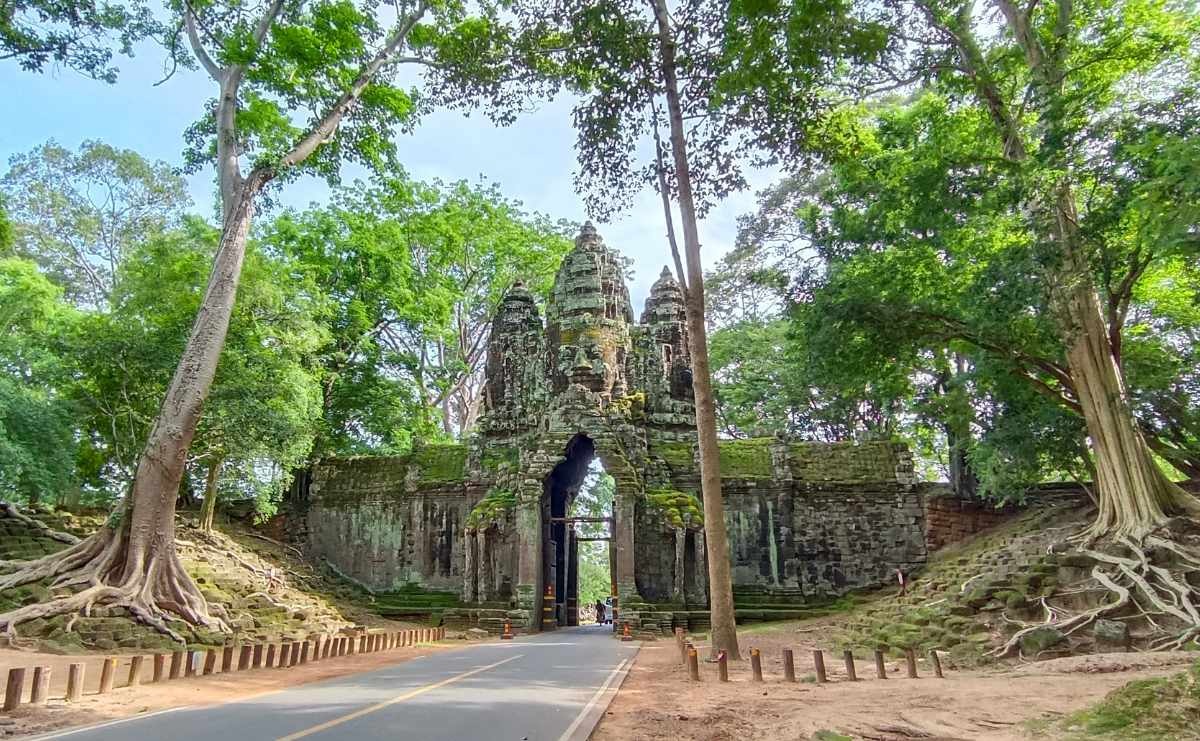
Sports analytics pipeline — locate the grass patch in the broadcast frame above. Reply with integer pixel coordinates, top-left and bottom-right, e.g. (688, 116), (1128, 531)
(1044, 662), (1200, 740)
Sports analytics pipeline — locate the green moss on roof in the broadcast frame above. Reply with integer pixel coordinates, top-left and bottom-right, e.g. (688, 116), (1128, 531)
(645, 488), (704, 529)
(467, 488), (517, 528)
(717, 438), (776, 478)
(409, 444), (468, 484)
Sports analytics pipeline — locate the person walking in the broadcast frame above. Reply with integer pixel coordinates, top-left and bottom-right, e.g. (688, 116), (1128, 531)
(595, 598), (606, 624)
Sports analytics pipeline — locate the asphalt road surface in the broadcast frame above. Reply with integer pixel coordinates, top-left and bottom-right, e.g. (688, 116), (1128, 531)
(34, 624), (638, 741)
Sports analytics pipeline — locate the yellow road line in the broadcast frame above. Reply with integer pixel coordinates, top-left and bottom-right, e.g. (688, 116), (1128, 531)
(275, 654), (522, 741)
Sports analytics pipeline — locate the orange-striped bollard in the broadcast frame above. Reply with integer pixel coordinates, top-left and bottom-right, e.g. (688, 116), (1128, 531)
(501, 621), (514, 640)
(621, 622), (633, 642)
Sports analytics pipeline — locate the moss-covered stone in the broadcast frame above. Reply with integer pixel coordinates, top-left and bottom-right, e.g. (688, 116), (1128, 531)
(717, 438), (776, 478)
(467, 488), (517, 528)
(410, 444), (469, 483)
(645, 488), (704, 529)
(654, 442), (694, 470)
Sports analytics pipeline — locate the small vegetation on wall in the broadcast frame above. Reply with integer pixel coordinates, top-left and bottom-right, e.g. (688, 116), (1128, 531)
(646, 488), (704, 529)
(466, 488), (517, 529)
(716, 438), (776, 478)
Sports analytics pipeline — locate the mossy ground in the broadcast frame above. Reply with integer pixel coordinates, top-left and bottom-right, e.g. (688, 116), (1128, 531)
(1031, 661), (1200, 740)
(0, 506), (412, 654)
(822, 501), (1087, 665)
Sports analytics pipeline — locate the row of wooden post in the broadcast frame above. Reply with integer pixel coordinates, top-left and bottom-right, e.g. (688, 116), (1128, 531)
(2, 626), (445, 713)
(674, 627), (944, 684)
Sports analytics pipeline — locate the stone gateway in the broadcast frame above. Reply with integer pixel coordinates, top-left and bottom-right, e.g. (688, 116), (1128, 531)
(304, 224), (928, 633)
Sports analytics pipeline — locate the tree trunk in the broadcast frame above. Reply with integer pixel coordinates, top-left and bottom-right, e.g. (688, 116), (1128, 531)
(199, 456), (222, 532)
(1050, 186), (1198, 538)
(650, 0), (741, 661)
(0, 181), (260, 639)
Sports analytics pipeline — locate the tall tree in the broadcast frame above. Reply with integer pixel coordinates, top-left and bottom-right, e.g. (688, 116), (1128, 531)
(517, 0), (750, 659)
(2, 140), (191, 310)
(722, 0), (1200, 539)
(0, 0), (535, 639)
(264, 173), (570, 453)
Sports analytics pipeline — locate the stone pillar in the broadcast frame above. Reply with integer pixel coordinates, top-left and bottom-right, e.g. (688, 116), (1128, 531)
(566, 530), (579, 627)
(672, 527), (686, 603)
(613, 490), (637, 602)
(514, 495), (541, 628)
(696, 529), (709, 606)
(476, 530), (491, 602)
(463, 528), (478, 604)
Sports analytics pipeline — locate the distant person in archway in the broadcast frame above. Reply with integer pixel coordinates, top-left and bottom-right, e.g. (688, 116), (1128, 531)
(595, 599), (606, 624)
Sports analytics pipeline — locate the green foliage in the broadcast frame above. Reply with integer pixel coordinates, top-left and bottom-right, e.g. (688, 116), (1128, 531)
(466, 487), (516, 528)
(63, 218), (326, 510)
(1, 140), (191, 309)
(176, 0), (548, 188)
(0, 0), (161, 81)
(0, 258), (77, 504)
(262, 171), (571, 451)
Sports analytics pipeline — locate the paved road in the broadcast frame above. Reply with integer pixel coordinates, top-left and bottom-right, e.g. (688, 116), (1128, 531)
(35, 625), (638, 741)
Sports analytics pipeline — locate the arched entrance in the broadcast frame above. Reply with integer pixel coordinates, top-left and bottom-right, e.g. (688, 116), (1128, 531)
(541, 433), (615, 629)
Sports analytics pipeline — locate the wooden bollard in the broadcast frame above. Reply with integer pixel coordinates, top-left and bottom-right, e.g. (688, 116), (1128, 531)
(905, 648), (918, 678)
(675, 628), (687, 664)
(843, 649), (857, 681)
(929, 649), (944, 678)
(717, 650), (729, 682)
(252, 644), (264, 668)
(185, 650), (199, 676)
(290, 641), (301, 665)
(30, 666), (50, 705)
(687, 648), (700, 681)
(874, 649), (887, 679)
(203, 650), (217, 675)
(153, 653), (167, 682)
(783, 648), (796, 682)
(129, 655), (145, 686)
(266, 644), (277, 668)
(812, 649), (827, 684)
(4, 667), (26, 711)
(169, 650), (184, 679)
(239, 645), (253, 670)
(222, 646), (235, 672)
(750, 648), (763, 681)
(99, 658), (117, 694)
(300, 642), (310, 664)
(66, 663), (84, 702)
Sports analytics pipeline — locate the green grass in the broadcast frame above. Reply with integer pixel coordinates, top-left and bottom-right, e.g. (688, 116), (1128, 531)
(1036, 662), (1200, 740)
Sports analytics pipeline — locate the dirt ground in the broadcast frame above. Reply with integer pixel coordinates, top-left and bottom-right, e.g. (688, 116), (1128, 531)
(593, 623), (1198, 741)
(0, 636), (477, 738)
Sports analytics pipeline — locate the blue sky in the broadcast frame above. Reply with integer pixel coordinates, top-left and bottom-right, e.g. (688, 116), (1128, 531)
(0, 43), (773, 309)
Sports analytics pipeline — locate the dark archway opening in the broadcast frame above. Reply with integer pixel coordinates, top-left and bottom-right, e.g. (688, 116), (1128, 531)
(542, 433), (595, 629)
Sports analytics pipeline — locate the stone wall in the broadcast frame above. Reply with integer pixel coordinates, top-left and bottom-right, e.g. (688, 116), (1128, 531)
(306, 447), (488, 594)
(922, 484), (1023, 552)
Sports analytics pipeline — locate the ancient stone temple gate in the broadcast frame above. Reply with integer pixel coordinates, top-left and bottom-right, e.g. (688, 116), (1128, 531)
(304, 225), (928, 633)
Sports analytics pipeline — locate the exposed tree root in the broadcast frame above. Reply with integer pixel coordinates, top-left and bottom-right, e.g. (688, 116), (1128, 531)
(991, 527), (1200, 658)
(0, 501), (80, 545)
(0, 520), (227, 644)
